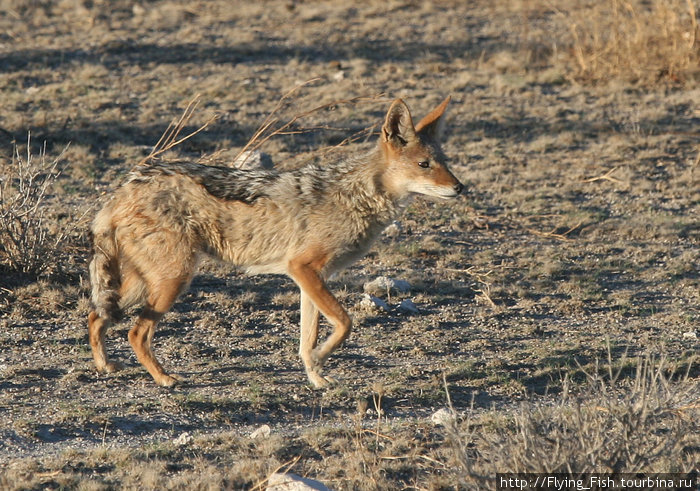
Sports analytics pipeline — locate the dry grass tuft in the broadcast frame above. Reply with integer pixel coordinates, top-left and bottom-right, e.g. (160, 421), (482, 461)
(0, 135), (73, 279)
(445, 355), (699, 488)
(557, 0), (700, 85)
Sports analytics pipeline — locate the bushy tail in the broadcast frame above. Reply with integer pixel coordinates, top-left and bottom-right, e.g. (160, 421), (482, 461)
(89, 206), (122, 322)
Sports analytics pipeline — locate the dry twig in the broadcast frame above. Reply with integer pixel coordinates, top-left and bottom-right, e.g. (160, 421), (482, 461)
(143, 84), (382, 172)
(137, 94), (218, 167)
(527, 221), (583, 241)
(582, 167), (622, 184)
(232, 80), (382, 168)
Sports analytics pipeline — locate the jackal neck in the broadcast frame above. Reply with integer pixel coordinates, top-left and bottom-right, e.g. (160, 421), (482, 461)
(332, 148), (401, 219)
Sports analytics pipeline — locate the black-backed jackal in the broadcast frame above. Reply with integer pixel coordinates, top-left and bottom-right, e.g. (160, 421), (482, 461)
(88, 97), (463, 388)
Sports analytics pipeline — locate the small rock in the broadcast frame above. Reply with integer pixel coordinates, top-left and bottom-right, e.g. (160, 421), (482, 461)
(250, 424), (272, 439)
(383, 220), (402, 238)
(682, 330), (697, 340)
(173, 432), (193, 446)
(363, 276), (410, 297)
(471, 215), (488, 229)
(359, 294), (390, 312)
(398, 298), (419, 314)
(266, 472), (331, 491)
(393, 279), (411, 292)
(431, 408), (456, 426)
(363, 276), (394, 294)
(233, 150), (274, 170)
(365, 407), (384, 417)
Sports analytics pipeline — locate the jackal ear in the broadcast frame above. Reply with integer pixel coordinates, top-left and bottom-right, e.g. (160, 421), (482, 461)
(381, 99), (417, 147)
(415, 96), (451, 139)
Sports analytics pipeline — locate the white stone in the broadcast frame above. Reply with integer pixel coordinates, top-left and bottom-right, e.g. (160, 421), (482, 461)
(250, 424), (272, 439)
(359, 294), (390, 312)
(363, 276), (410, 296)
(682, 330), (697, 339)
(173, 432), (193, 446)
(383, 220), (402, 238)
(234, 150), (274, 170)
(392, 279), (411, 293)
(398, 298), (419, 314)
(266, 472), (331, 491)
(431, 408), (456, 426)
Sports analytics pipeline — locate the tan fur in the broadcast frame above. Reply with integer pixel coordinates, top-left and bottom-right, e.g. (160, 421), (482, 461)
(88, 97), (463, 388)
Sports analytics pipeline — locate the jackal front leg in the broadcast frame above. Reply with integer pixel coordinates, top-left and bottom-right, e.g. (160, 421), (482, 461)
(299, 291), (334, 388)
(290, 263), (351, 389)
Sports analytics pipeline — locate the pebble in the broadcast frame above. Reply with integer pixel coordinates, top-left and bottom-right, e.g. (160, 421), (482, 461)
(431, 408), (456, 426)
(359, 294), (390, 312)
(363, 276), (411, 296)
(233, 150), (274, 170)
(173, 431), (193, 446)
(398, 298), (419, 314)
(266, 472), (331, 491)
(250, 424), (272, 439)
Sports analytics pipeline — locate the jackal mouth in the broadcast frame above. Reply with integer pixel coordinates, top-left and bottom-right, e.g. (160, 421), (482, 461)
(435, 190), (462, 199)
(416, 184), (464, 199)
(408, 180), (464, 199)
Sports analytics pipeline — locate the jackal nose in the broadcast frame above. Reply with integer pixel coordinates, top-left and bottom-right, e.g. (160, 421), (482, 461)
(454, 182), (464, 195)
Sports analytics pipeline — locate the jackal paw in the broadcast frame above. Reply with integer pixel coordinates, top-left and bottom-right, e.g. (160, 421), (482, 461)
(98, 361), (125, 374)
(307, 370), (337, 389)
(158, 373), (184, 387)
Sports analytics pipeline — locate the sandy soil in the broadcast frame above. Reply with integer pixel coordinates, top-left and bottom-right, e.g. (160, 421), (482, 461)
(0, 1), (698, 489)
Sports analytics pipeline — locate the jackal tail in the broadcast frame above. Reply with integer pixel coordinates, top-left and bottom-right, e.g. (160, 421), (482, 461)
(89, 206), (123, 322)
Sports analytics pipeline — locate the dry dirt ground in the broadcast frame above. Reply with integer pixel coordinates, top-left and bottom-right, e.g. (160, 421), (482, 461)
(0, 1), (698, 489)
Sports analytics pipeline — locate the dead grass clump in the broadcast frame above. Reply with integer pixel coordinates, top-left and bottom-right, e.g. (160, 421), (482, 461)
(271, 290), (299, 307)
(447, 356), (698, 488)
(298, 423), (442, 490)
(559, 0), (700, 85)
(8, 280), (66, 317)
(0, 136), (70, 279)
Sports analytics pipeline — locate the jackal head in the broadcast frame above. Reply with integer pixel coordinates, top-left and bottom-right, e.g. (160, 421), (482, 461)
(379, 96), (463, 200)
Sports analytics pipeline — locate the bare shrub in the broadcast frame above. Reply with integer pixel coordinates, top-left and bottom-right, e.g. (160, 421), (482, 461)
(0, 135), (70, 279)
(557, 0), (700, 85)
(446, 355), (699, 488)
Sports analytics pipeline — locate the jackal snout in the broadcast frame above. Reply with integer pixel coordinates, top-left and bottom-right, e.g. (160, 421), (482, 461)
(404, 164), (463, 199)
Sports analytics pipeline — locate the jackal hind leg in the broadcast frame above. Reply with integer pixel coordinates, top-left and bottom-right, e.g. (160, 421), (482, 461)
(88, 311), (124, 373)
(128, 276), (190, 387)
(88, 268), (144, 374)
(291, 264), (351, 388)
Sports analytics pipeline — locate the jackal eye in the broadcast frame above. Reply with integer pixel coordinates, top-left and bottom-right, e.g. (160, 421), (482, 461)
(418, 160), (430, 169)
